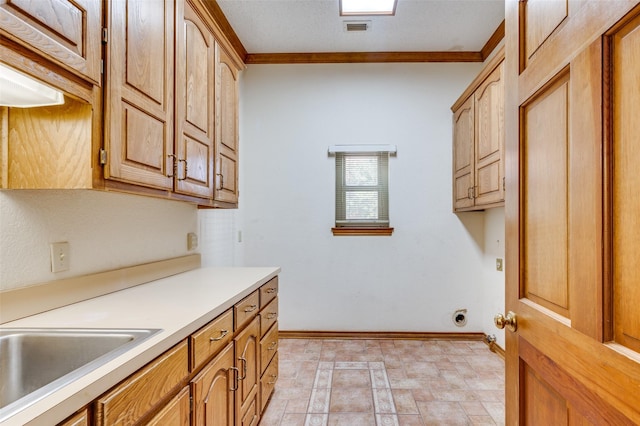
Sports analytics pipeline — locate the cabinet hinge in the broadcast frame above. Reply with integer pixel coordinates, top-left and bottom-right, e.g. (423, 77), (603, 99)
(189, 395), (193, 414)
(100, 59), (104, 75)
(99, 149), (107, 165)
(102, 28), (108, 43)
(503, 176), (506, 191)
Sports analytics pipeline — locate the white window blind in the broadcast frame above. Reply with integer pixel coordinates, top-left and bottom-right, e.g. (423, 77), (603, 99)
(335, 151), (389, 228)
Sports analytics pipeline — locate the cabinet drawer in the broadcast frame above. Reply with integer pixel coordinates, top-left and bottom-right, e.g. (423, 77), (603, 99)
(235, 290), (260, 330)
(259, 297), (278, 336)
(259, 277), (278, 308)
(191, 308), (233, 371)
(58, 409), (88, 426)
(94, 340), (188, 426)
(146, 386), (190, 426)
(260, 323), (278, 376)
(260, 353), (278, 413)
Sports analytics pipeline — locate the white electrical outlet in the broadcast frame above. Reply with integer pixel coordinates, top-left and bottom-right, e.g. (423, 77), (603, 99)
(50, 242), (70, 273)
(187, 232), (198, 251)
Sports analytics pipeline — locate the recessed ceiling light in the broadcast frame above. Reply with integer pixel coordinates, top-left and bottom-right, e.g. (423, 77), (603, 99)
(340, 0), (397, 16)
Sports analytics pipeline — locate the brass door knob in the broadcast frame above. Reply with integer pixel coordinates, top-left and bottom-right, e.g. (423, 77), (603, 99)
(494, 311), (518, 332)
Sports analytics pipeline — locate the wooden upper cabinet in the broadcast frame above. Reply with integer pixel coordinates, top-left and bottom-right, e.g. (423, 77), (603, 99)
(175, 0), (215, 198)
(452, 96), (475, 210)
(451, 47), (505, 212)
(105, 0), (175, 191)
(0, 0), (101, 84)
(215, 42), (240, 205)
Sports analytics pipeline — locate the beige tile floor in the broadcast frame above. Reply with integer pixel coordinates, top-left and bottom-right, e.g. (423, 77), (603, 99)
(259, 338), (505, 426)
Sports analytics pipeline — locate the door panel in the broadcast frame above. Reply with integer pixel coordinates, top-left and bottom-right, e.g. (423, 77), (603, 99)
(452, 96), (474, 209)
(174, 0), (215, 198)
(522, 0), (568, 65)
(612, 11), (640, 354)
(522, 74), (569, 317)
(504, 1), (640, 424)
(106, 0), (174, 189)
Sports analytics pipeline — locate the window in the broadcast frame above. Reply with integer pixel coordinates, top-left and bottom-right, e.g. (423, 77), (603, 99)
(330, 145), (395, 236)
(340, 0), (397, 16)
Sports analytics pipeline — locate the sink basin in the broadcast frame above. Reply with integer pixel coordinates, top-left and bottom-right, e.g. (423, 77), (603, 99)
(0, 327), (161, 422)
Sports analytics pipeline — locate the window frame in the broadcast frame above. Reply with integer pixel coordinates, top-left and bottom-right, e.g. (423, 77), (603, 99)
(330, 146), (395, 236)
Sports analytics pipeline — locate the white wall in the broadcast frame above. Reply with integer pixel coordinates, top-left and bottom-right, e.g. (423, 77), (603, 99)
(482, 207), (506, 348)
(235, 62), (495, 332)
(0, 190), (197, 291)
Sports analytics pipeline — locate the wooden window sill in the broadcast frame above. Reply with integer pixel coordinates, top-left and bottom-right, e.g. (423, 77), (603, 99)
(331, 227), (394, 236)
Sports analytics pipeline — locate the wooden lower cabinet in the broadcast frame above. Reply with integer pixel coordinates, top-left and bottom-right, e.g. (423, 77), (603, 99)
(94, 341), (188, 425)
(58, 409), (89, 426)
(235, 316), (260, 426)
(147, 386), (190, 426)
(191, 343), (236, 426)
(88, 280), (279, 426)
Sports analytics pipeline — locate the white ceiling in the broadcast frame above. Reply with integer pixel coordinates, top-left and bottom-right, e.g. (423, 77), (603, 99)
(216, 0), (505, 54)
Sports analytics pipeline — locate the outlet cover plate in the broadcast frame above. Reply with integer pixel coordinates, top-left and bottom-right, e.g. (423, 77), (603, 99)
(50, 242), (70, 273)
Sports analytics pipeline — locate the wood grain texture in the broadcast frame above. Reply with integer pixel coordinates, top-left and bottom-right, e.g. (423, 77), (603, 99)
(94, 340), (189, 426)
(0, 0), (101, 83)
(146, 386), (190, 426)
(259, 298), (278, 337)
(259, 323), (278, 376)
(200, 0), (248, 61)
(214, 41), (239, 204)
(331, 227), (394, 236)
(522, 73), (569, 317)
(245, 51), (483, 64)
(58, 409), (89, 426)
(191, 308), (234, 372)
(481, 19), (505, 60)
(278, 331), (485, 341)
(522, 0), (568, 66)
(6, 98), (92, 189)
(612, 10), (640, 353)
(191, 342), (236, 426)
(175, 0), (215, 198)
(105, 0), (174, 190)
(234, 290), (260, 331)
(260, 353), (278, 412)
(259, 276), (278, 308)
(234, 316), (260, 425)
(452, 96), (475, 210)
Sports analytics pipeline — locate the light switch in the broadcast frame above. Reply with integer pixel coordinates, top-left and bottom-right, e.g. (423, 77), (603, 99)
(50, 242), (70, 273)
(187, 232), (198, 251)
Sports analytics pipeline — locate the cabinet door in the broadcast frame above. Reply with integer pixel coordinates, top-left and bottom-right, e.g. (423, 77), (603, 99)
(452, 95), (475, 210)
(214, 42), (239, 205)
(191, 342), (236, 426)
(234, 316), (260, 425)
(105, 0), (174, 190)
(0, 0), (101, 83)
(474, 61), (504, 206)
(57, 409), (88, 426)
(146, 386), (190, 426)
(174, 0), (215, 198)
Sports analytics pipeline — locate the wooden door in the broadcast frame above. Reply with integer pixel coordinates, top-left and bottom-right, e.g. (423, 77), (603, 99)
(214, 42), (240, 204)
(473, 61), (504, 206)
(191, 342), (236, 426)
(452, 95), (475, 210)
(105, 0), (174, 190)
(0, 0), (101, 83)
(234, 316), (260, 426)
(503, 1), (640, 424)
(174, 0), (215, 198)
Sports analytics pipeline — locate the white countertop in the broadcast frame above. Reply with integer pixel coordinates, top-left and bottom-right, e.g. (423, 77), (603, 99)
(0, 266), (280, 426)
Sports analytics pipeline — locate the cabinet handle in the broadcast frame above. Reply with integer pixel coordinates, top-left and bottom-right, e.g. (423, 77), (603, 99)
(265, 288), (276, 294)
(267, 375), (278, 385)
(217, 173), (224, 190)
(267, 341), (277, 351)
(167, 154), (177, 178)
(266, 312), (277, 320)
(209, 329), (228, 342)
(177, 159), (188, 181)
(238, 357), (247, 380)
(243, 304), (258, 313)
(467, 187), (473, 199)
(230, 366), (239, 391)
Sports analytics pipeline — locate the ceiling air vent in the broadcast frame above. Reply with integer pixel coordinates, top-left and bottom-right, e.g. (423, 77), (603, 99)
(343, 20), (371, 32)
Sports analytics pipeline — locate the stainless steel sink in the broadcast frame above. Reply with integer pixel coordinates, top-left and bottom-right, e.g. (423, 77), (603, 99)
(0, 327), (161, 422)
